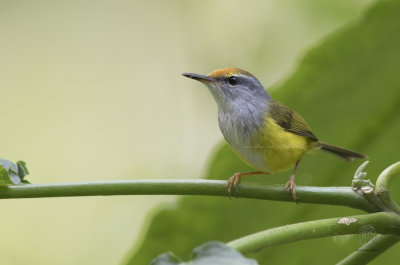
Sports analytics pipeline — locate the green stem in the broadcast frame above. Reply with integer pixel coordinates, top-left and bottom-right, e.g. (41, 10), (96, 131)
(375, 162), (400, 214)
(0, 180), (376, 211)
(375, 162), (400, 192)
(336, 234), (399, 265)
(228, 212), (400, 254)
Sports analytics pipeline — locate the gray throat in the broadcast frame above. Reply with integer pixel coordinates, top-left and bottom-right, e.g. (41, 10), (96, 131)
(217, 96), (270, 147)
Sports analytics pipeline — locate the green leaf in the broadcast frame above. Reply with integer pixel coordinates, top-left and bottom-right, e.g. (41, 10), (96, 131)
(0, 165), (14, 185)
(151, 242), (258, 265)
(125, 1), (400, 264)
(0, 159), (30, 185)
(17, 160), (29, 180)
(151, 253), (182, 265)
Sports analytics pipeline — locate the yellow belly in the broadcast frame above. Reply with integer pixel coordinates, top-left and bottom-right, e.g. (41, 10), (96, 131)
(244, 117), (316, 173)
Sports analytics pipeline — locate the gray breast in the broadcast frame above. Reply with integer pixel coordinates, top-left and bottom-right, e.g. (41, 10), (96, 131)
(217, 101), (269, 170)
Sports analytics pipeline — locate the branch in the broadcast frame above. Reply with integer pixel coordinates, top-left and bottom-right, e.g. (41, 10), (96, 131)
(0, 180), (376, 211)
(227, 212), (400, 254)
(336, 234), (400, 265)
(375, 162), (400, 192)
(375, 162), (400, 214)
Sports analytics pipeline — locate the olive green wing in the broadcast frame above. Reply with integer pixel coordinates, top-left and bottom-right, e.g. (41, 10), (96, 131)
(267, 99), (318, 141)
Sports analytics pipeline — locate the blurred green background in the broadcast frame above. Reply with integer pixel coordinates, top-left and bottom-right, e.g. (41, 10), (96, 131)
(0, 0), (382, 264)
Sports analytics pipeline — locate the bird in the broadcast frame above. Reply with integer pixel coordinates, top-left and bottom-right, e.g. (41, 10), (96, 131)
(182, 67), (367, 201)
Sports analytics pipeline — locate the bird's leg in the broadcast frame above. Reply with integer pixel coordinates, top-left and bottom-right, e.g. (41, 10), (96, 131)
(226, 171), (267, 199)
(284, 160), (301, 202)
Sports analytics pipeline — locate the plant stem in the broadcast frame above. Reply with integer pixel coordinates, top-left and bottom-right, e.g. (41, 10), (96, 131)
(0, 180), (376, 211)
(336, 234), (400, 265)
(227, 212), (400, 254)
(375, 162), (400, 214)
(375, 162), (400, 192)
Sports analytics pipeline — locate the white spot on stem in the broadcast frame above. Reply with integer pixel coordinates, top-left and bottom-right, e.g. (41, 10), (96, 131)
(337, 217), (358, 226)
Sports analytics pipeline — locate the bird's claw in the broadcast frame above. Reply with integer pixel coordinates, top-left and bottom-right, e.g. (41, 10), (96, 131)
(284, 175), (298, 203)
(226, 173), (241, 199)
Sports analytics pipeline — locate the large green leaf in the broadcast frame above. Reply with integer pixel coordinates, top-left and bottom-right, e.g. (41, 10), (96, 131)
(125, 0), (400, 264)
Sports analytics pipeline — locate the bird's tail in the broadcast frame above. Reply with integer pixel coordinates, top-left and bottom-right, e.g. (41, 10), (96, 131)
(318, 142), (367, 162)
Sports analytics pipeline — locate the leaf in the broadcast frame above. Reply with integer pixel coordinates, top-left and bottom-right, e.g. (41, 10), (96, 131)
(151, 253), (182, 265)
(125, 1), (400, 264)
(0, 159), (30, 185)
(17, 160), (29, 180)
(0, 166), (14, 185)
(151, 242), (258, 265)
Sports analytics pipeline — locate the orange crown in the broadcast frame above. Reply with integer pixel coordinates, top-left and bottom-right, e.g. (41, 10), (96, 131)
(208, 67), (253, 78)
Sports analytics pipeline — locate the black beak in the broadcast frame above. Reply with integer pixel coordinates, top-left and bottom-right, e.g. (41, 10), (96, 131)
(182, 73), (215, 83)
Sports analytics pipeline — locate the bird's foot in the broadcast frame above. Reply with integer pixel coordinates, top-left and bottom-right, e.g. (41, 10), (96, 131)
(284, 175), (298, 203)
(226, 173), (242, 199)
(226, 171), (267, 199)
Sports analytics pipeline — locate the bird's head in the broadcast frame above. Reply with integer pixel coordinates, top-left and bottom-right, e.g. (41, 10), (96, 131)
(182, 67), (270, 110)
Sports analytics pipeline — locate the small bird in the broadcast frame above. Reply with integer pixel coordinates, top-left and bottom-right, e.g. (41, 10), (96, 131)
(183, 67), (367, 201)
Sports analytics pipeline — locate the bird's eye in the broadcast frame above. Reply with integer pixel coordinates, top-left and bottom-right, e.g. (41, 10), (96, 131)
(228, 75), (238, 85)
